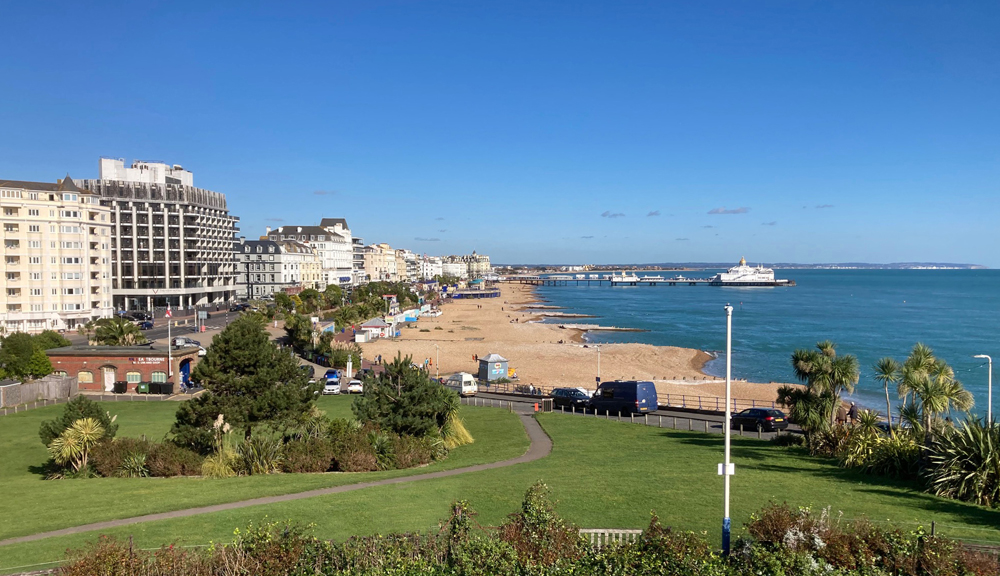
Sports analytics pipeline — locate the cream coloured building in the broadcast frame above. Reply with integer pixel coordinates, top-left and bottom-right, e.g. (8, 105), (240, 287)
(0, 177), (114, 333)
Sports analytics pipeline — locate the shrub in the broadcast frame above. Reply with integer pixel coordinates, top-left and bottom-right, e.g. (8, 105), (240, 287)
(770, 433), (806, 447)
(497, 482), (583, 566)
(91, 437), (152, 477)
(39, 395), (118, 447)
(865, 434), (921, 479)
(926, 418), (1000, 507)
(281, 437), (334, 473)
(237, 436), (284, 475)
(202, 447), (238, 479)
(334, 427), (379, 472)
(392, 435), (434, 469)
(147, 443), (203, 477)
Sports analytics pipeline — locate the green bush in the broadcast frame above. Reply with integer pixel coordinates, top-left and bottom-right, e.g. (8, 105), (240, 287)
(927, 419), (1000, 507)
(90, 437), (152, 478)
(770, 433), (806, 447)
(281, 437), (335, 473)
(39, 395), (118, 447)
(392, 435), (434, 469)
(237, 436), (284, 475)
(147, 443), (203, 477)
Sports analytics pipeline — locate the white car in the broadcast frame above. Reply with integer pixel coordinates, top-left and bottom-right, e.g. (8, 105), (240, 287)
(323, 381), (341, 395)
(347, 379), (363, 394)
(197, 346), (207, 357)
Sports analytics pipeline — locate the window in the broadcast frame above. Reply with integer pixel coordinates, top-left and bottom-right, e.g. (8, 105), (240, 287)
(30, 304), (42, 312)
(28, 241), (40, 248)
(28, 225), (39, 232)
(30, 289), (41, 296)
(28, 209), (39, 216)
(126, 372), (142, 384)
(151, 371), (167, 383)
(62, 193), (78, 202)
(29, 272), (40, 279)
(77, 371), (94, 384)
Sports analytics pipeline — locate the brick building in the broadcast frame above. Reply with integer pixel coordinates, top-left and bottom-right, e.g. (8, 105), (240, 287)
(47, 345), (201, 393)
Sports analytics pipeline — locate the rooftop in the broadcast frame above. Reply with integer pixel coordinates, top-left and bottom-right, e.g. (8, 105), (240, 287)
(46, 345), (201, 357)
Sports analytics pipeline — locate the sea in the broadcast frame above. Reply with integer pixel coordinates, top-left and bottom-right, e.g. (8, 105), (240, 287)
(534, 269), (999, 415)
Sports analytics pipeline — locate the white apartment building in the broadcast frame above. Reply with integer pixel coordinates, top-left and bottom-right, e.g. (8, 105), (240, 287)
(352, 237), (366, 285)
(267, 218), (354, 287)
(78, 158), (239, 311)
(441, 261), (468, 279)
(420, 256), (443, 280)
(0, 177), (114, 333)
(235, 239), (321, 299)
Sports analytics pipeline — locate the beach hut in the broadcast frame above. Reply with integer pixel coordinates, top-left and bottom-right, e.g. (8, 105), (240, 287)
(477, 353), (509, 382)
(359, 317), (392, 339)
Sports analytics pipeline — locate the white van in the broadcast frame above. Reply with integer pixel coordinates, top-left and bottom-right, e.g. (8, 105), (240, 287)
(444, 372), (478, 397)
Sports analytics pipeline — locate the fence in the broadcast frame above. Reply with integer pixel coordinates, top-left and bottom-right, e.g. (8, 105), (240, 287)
(0, 374), (77, 409)
(579, 529), (643, 548)
(478, 382), (781, 413)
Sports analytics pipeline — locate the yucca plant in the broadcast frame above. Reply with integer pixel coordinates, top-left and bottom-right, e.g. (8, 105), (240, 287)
(926, 419), (1000, 507)
(367, 431), (395, 471)
(48, 417), (105, 473)
(840, 410), (883, 468)
(237, 436), (284, 475)
(116, 451), (150, 478)
(866, 434), (921, 479)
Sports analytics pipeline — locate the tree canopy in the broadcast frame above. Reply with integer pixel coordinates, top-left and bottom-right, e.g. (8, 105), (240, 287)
(352, 353), (456, 438)
(0, 332), (56, 380)
(171, 314), (318, 452)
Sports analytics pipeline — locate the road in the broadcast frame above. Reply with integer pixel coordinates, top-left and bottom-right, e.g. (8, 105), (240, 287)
(468, 391), (799, 440)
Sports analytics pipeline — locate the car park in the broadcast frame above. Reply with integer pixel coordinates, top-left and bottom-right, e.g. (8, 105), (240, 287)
(590, 380), (658, 415)
(550, 387), (591, 409)
(323, 381), (342, 395)
(347, 380), (363, 394)
(730, 408), (788, 432)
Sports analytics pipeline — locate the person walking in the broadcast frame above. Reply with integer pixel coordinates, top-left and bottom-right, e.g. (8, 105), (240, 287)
(847, 402), (858, 425)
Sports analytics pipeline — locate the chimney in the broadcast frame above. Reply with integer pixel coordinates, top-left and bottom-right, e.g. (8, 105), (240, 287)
(266, 226), (271, 235)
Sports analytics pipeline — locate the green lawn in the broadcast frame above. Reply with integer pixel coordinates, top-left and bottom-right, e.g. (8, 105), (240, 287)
(0, 396), (527, 546)
(2, 409), (1000, 574)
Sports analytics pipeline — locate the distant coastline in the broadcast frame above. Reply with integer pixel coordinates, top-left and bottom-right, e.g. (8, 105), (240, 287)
(498, 262), (987, 271)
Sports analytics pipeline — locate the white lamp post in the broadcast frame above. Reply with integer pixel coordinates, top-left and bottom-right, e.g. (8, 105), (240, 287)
(719, 304), (734, 555)
(974, 354), (993, 424)
(596, 344), (602, 384)
(434, 343), (440, 380)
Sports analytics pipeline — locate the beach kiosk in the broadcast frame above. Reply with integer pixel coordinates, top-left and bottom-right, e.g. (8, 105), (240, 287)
(478, 353), (509, 382)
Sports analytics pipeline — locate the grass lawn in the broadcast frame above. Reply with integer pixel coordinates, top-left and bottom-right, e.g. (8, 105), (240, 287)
(2, 410), (1000, 573)
(0, 396), (527, 545)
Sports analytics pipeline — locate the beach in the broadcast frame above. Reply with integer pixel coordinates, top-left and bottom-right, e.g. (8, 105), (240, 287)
(361, 283), (793, 405)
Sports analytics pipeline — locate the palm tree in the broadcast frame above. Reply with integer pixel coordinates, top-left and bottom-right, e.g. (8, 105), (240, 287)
(899, 343), (936, 407)
(898, 344), (974, 440)
(873, 357), (902, 437)
(93, 317), (148, 346)
(788, 341), (860, 426)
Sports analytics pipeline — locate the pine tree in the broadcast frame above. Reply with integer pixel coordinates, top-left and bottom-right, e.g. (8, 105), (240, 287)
(353, 353), (457, 438)
(171, 314), (317, 452)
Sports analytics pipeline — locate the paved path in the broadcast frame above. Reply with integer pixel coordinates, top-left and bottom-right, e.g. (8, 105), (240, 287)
(0, 414), (550, 548)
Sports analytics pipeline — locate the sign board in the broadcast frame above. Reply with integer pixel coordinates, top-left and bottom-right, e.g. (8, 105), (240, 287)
(197, 311), (208, 320)
(311, 316), (320, 324)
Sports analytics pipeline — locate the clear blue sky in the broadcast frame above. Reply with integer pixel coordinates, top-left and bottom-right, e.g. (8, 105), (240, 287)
(1, 1), (997, 266)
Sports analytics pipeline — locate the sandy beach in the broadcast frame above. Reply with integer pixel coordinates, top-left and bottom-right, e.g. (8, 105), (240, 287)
(361, 284), (794, 405)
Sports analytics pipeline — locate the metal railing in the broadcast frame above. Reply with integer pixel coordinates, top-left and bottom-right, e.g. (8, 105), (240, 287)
(580, 529), (643, 548)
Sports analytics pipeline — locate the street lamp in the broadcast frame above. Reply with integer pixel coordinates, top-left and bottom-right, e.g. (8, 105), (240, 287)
(719, 304), (735, 555)
(974, 354), (993, 424)
(434, 343), (440, 379)
(596, 344), (602, 385)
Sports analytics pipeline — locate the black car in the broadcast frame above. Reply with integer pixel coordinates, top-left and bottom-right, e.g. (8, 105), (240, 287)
(130, 311), (152, 321)
(731, 408), (788, 432)
(299, 364), (316, 379)
(550, 388), (592, 409)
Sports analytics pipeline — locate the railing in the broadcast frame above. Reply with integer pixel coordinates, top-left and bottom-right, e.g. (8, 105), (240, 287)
(580, 529), (643, 548)
(477, 382), (780, 413)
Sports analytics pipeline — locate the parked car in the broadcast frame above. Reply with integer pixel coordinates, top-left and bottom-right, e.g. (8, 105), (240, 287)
(136, 321), (154, 330)
(550, 387), (591, 409)
(444, 372), (478, 397)
(324, 369), (340, 382)
(356, 368), (374, 379)
(172, 337), (201, 347)
(730, 408), (788, 432)
(323, 381), (342, 395)
(299, 364), (316, 379)
(590, 380), (658, 415)
(130, 312), (152, 322)
(229, 303), (250, 312)
(346, 380), (363, 394)
(196, 346), (207, 357)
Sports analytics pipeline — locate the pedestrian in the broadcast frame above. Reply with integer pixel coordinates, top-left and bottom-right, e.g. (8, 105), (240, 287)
(847, 402), (858, 425)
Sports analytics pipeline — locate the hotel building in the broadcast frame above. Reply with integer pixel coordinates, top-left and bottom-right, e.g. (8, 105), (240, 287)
(76, 158), (239, 311)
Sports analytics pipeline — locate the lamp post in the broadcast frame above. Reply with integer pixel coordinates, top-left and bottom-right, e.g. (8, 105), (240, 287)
(720, 304), (734, 555)
(974, 354), (993, 424)
(434, 343), (440, 380)
(596, 344), (602, 385)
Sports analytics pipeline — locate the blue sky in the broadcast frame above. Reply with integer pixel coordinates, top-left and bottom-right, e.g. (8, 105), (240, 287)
(1, 1), (997, 266)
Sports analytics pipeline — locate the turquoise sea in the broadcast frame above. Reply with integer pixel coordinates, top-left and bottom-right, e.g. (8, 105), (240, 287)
(534, 269), (999, 415)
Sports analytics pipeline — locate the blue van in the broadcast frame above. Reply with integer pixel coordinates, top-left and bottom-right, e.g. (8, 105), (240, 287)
(590, 380), (658, 414)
